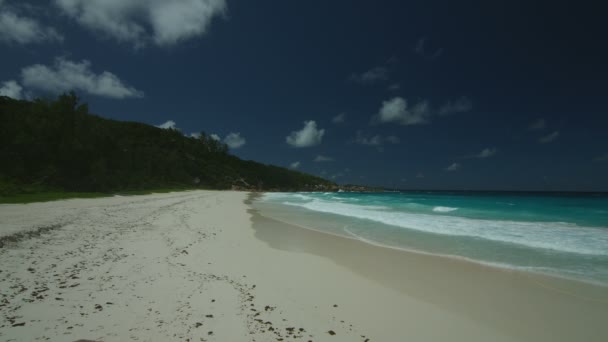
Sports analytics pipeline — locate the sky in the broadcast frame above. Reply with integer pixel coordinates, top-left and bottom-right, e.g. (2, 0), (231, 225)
(1, 0), (607, 191)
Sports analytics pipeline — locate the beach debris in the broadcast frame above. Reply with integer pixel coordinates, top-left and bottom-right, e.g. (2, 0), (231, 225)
(328, 330), (336, 335)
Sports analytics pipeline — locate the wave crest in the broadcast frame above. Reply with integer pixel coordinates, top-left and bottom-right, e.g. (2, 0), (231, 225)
(433, 206), (458, 213)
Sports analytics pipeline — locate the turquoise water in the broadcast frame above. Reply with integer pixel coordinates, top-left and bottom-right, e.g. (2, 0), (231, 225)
(258, 191), (608, 285)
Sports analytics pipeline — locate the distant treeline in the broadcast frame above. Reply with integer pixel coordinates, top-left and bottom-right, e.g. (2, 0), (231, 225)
(0, 93), (335, 195)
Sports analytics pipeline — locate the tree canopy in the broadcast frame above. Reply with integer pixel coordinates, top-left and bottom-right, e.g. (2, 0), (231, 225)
(0, 93), (335, 195)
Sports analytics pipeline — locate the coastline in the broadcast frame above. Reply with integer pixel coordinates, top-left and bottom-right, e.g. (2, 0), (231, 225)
(252, 199), (608, 288)
(249, 197), (608, 341)
(0, 191), (606, 341)
(255, 192), (608, 286)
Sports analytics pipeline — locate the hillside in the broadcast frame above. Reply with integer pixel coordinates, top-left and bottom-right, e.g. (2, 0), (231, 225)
(0, 93), (336, 196)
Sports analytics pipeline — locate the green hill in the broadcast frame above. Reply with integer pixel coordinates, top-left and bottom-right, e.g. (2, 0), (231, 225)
(0, 93), (335, 197)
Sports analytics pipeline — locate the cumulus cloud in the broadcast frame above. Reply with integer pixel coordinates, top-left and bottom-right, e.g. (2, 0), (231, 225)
(350, 66), (388, 84)
(314, 155), (333, 162)
(199, 132), (244, 148)
(0, 4), (63, 44)
(289, 161), (301, 169)
(54, 0), (227, 47)
(529, 118), (546, 130)
(353, 131), (400, 146)
(475, 147), (497, 158)
(157, 120), (177, 129)
(286, 121), (325, 147)
(539, 131), (559, 144)
(0, 80), (22, 99)
(332, 112), (346, 124)
(374, 97), (431, 125)
(223, 132), (246, 149)
(190, 131), (245, 148)
(21, 57), (144, 98)
(188, 132), (201, 138)
(446, 163), (461, 171)
(374, 96), (472, 126)
(354, 131), (382, 146)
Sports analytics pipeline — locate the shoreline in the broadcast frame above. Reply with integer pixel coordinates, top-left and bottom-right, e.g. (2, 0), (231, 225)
(0, 190), (607, 341)
(249, 193), (608, 341)
(253, 193), (608, 287)
(252, 202), (608, 289)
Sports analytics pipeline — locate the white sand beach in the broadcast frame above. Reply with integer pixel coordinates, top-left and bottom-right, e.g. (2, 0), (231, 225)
(1, 190), (607, 341)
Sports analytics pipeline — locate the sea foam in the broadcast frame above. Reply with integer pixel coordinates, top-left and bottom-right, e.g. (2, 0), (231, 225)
(267, 195), (608, 257)
(432, 206), (459, 212)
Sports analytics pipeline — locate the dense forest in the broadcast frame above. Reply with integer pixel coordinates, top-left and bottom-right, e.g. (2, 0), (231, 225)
(0, 93), (336, 196)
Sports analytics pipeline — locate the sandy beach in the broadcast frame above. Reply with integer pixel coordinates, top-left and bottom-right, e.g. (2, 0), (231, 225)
(1, 190), (607, 341)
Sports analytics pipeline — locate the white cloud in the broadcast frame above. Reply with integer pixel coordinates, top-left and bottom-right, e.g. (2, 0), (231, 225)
(188, 132), (201, 138)
(223, 132), (246, 149)
(21, 57), (144, 99)
(314, 155), (333, 162)
(438, 97), (472, 116)
(0, 5), (63, 44)
(388, 83), (400, 91)
(528, 118), (546, 130)
(539, 131), (559, 144)
(446, 163), (461, 171)
(157, 120), (177, 129)
(350, 66), (388, 84)
(354, 131), (400, 146)
(290, 161), (301, 169)
(475, 147), (497, 158)
(54, 0), (226, 47)
(354, 131), (382, 146)
(375, 97), (431, 125)
(374, 96), (472, 126)
(332, 112), (346, 124)
(0, 80), (22, 99)
(286, 120), (325, 147)
(210, 133), (221, 141)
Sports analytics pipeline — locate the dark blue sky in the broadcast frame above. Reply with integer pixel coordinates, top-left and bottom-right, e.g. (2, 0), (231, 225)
(1, 0), (607, 191)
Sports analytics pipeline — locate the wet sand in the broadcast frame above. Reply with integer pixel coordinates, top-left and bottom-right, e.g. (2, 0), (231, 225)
(251, 203), (608, 341)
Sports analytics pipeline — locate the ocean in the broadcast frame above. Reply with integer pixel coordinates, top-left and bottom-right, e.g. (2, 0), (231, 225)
(255, 191), (608, 286)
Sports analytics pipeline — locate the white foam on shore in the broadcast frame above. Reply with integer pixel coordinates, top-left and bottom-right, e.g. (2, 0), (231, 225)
(264, 193), (608, 257)
(432, 206), (459, 212)
(334, 225), (607, 287)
